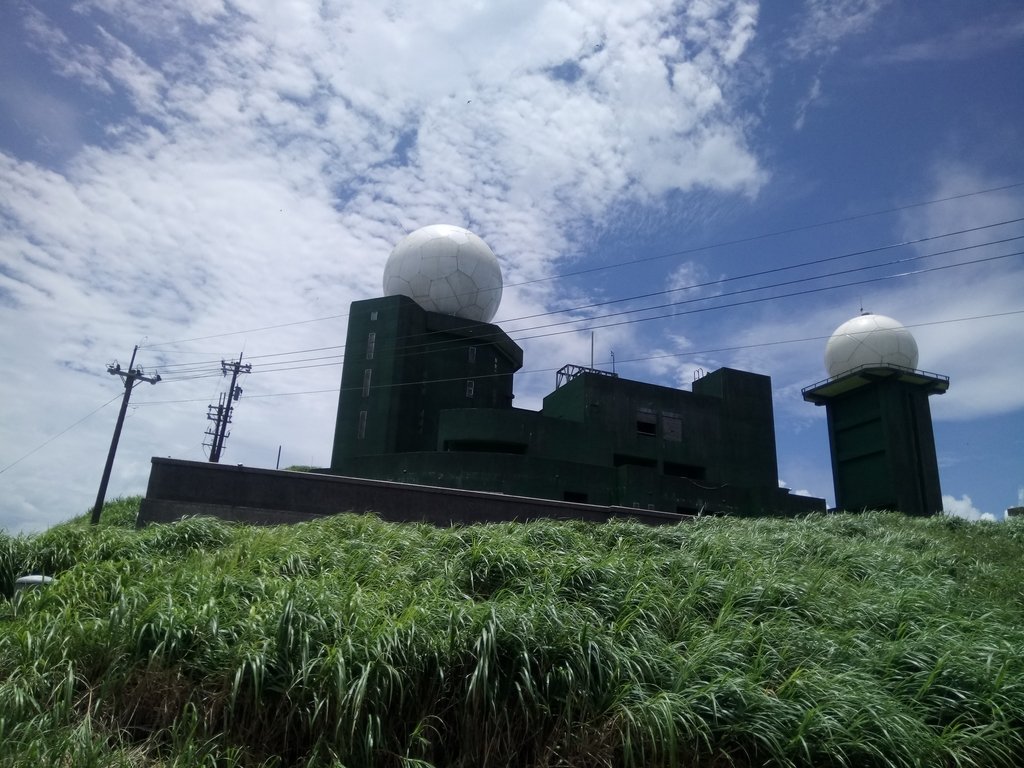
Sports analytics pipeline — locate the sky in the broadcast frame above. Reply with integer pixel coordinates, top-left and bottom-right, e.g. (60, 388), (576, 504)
(1, 0), (1022, 533)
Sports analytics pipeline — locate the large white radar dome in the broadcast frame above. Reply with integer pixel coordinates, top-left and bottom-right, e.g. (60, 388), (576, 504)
(824, 313), (919, 378)
(382, 224), (503, 323)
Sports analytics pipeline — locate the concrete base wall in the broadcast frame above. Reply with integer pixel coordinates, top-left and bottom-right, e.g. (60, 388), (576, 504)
(137, 457), (693, 528)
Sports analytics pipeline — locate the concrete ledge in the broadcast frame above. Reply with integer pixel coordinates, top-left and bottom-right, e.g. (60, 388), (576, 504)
(137, 457), (693, 528)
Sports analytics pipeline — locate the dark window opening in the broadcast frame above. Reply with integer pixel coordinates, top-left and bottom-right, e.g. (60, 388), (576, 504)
(636, 411), (657, 436)
(357, 410), (367, 439)
(664, 462), (706, 480)
(465, 380), (475, 397)
(563, 491), (589, 503)
(468, 346), (477, 363)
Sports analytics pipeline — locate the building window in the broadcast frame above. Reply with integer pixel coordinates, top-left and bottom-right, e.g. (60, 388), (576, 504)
(369, 311), (378, 321)
(468, 346), (477, 363)
(466, 380), (475, 398)
(362, 368), (372, 397)
(357, 410), (367, 439)
(366, 332), (376, 360)
(636, 410), (657, 437)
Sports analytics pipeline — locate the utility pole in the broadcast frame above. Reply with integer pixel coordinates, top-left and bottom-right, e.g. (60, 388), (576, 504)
(205, 354), (251, 463)
(91, 345), (160, 525)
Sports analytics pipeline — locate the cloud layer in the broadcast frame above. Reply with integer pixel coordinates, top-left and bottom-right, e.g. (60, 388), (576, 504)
(1, 0), (1021, 532)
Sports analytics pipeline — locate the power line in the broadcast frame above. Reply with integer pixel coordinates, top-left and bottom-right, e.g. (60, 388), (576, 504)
(0, 393), (124, 476)
(147, 219), (1022, 375)
(148, 238), (1022, 385)
(345, 237), (1024, 359)
(130, 309), (1024, 406)
(515, 250), (1022, 342)
(499, 236), (1019, 335)
(142, 312), (349, 349)
(504, 218), (1024, 326)
(139, 182), (1023, 349)
(504, 185), (1024, 289)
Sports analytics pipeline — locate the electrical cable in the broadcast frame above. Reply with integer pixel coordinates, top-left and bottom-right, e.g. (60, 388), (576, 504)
(0, 393), (124, 475)
(516, 250), (1022, 341)
(147, 220), (1022, 374)
(138, 182), (1022, 349)
(345, 237), (1024, 358)
(130, 308), (1024, 406)
(151, 240), (1022, 382)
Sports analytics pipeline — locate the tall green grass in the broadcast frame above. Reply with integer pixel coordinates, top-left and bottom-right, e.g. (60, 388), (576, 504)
(1, 499), (1023, 767)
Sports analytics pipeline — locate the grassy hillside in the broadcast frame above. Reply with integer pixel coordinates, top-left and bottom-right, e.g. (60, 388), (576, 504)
(2, 498), (1023, 767)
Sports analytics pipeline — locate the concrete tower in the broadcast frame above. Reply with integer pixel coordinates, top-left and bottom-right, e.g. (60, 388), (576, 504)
(802, 313), (949, 516)
(331, 225), (520, 468)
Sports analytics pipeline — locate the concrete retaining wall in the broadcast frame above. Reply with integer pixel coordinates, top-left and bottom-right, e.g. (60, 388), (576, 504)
(137, 457), (693, 528)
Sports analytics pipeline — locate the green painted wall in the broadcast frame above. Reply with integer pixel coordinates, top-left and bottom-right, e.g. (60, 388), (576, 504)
(805, 369), (946, 516)
(331, 296), (823, 517)
(331, 295), (522, 466)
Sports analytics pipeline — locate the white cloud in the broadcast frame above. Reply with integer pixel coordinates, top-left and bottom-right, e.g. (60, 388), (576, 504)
(0, 0), (769, 532)
(942, 493), (996, 522)
(784, 0), (889, 131)
(873, 10), (1024, 64)
(787, 0), (890, 59)
(793, 73), (822, 131)
(779, 479), (812, 497)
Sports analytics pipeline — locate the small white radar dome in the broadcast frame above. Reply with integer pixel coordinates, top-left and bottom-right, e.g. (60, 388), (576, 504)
(825, 313), (919, 378)
(382, 224), (503, 323)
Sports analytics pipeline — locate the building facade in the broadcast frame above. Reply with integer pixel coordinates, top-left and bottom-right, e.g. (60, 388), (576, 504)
(803, 366), (949, 516)
(330, 295), (822, 517)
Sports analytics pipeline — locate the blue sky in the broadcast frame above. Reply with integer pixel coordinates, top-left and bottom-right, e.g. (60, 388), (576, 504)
(1, 0), (1022, 532)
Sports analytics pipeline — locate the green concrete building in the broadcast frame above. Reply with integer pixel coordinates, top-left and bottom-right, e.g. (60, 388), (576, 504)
(803, 369), (949, 515)
(802, 313), (949, 516)
(330, 294), (823, 517)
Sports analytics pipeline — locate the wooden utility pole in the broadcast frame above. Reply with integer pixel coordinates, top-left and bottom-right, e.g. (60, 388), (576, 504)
(91, 346), (160, 525)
